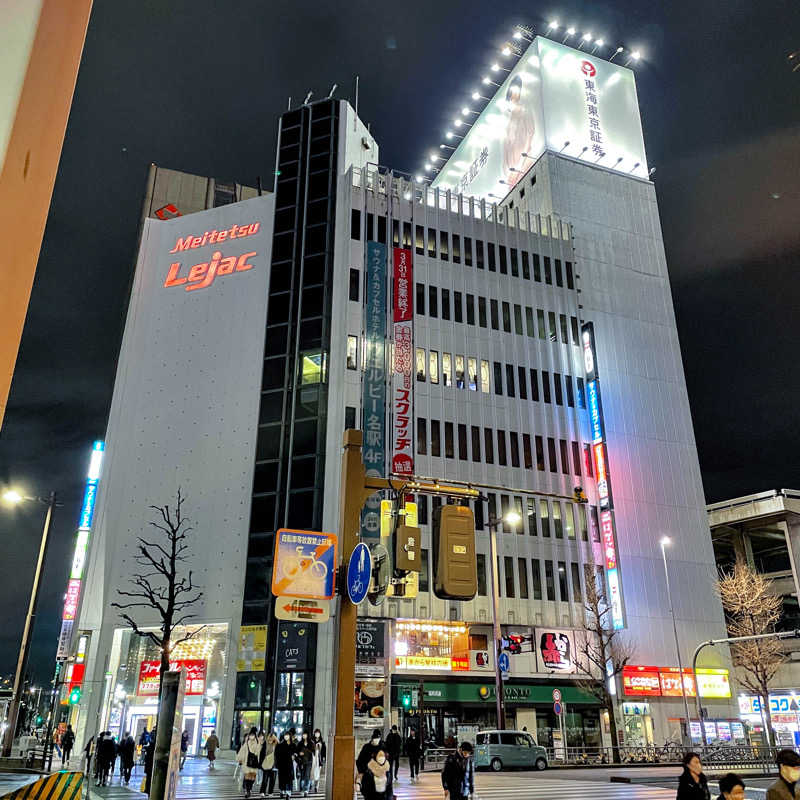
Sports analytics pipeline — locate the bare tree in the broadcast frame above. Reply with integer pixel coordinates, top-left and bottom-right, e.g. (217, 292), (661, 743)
(112, 489), (204, 696)
(572, 566), (635, 761)
(717, 561), (785, 745)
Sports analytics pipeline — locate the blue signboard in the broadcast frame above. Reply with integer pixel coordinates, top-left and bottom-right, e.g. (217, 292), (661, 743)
(498, 651), (510, 676)
(347, 543), (372, 605)
(272, 529), (338, 600)
(586, 380), (604, 444)
(361, 241), (387, 541)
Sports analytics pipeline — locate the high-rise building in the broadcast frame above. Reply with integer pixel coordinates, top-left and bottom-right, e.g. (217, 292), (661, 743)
(71, 36), (735, 754)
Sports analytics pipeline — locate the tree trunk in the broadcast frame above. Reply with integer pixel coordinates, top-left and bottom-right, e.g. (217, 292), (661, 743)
(762, 694), (776, 747)
(606, 696), (621, 763)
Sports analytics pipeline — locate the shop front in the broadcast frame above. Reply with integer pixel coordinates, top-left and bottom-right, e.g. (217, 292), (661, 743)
(738, 692), (800, 746)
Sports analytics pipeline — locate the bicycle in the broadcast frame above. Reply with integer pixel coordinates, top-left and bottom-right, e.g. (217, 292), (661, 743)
(281, 546), (328, 580)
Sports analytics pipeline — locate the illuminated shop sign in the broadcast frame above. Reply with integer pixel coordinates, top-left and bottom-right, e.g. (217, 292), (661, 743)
(739, 693), (800, 715)
(394, 655), (452, 671)
(391, 247), (414, 476)
(62, 579), (82, 621)
(623, 665), (730, 698)
(138, 659), (207, 695)
(696, 669), (731, 699)
(587, 380), (604, 443)
(622, 666), (661, 697)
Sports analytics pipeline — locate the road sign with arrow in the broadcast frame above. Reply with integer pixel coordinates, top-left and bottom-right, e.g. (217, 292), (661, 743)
(274, 596), (330, 623)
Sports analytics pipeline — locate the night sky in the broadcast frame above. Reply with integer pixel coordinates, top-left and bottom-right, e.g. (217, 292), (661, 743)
(0, 1), (798, 682)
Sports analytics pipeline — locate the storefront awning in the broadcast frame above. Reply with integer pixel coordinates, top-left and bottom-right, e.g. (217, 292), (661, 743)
(392, 679), (600, 706)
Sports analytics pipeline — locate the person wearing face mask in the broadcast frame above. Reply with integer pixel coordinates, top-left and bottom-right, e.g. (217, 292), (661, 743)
(274, 732), (296, 799)
(311, 730), (326, 792)
(356, 730), (391, 798)
(716, 773), (745, 800)
(296, 731), (314, 796)
(677, 752), (710, 800)
(767, 750), (800, 800)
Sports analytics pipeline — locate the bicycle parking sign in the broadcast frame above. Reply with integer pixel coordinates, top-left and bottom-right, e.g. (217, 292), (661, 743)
(272, 529), (338, 600)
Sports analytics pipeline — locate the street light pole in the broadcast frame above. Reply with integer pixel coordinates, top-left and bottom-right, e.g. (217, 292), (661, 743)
(488, 521), (505, 730)
(660, 537), (693, 744)
(2, 491), (57, 758)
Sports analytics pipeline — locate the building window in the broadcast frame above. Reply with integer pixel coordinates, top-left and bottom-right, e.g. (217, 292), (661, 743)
(351, 209), (361, 240)
(510, 432), (520, 468)
(490, 300), (499, 330)
(571, 316), (580, 345)
(514, 304), (523, 335)
(572, 441), (582, 476)
(493, 362), (503, 395)
(416, 225), (424, 255)
(566, 377), (575, 407)
(555, 259), (563, 288)
(431, 420), (441, 457)
(560, 439), (570, 475)
(452, 234), (461, 264)
(532, 560), (542, 600)
(466, 294), (475, 325)
(540, 500), (550, 537)
(527, 497), (537, 535)
(346, 335), (358, 369)
(544, 256), (552, 284)
(416, 283), (425, 316)
(497, 430), (507, 466)
(591, 506), (600, 542)
(518, 558), (529, 599)
(300, 350), (326, 384)
(542, 371), (551, 403)
(474, 499), (484, 530)
(525, 307), (535, 337)
(416, 348), (426, 381)
(530, 369), (540, 402)
(349, 268), (360, 301)
(571, 562), (582, 602)
(345, 406), (356, 429)
(565, 504), (577, 540)
(488, 494), (497, 523)
(488, 243), (496, 271)
(578, 505), (589, 541)
(428, 228), (436, 258)
(442, 353), (452, 387)
(417, 418), (427, 455)
(458, 424), (468, 460)
(476, 239), (485, 269)
(584, 444), (593, 477)
(522, 434), (533, 469)
(418, 495), (428, 525)
(441, 289), (451, 321)
(420, 549), (429, 592)
(468, 358), (478, 390)
(477, 554), (487, 596)
(547, 437), (558, 472)
(471, 426), (481, 462)
(518, 367), (527, 400)
(558, 561), (568, 601)
(464, 237), (473, 267)
(439, 230), (449, 261)
(510, 248), (519, 277)
(548, 311), (557, 341)
(455, 355), (465, 388)
(481, 360), (490, 393)
(454, 291), (463, 323)
(553, 502), (563, 538)
(533, 253), (541, 282)
(553, 373), (563, 405)
(429, 286), (438, 318)
(545, 560), (555, 601)
(499, 246), (508, 275)
(577, 377), (586, 408)
(502, 302), (511, 333)
(521, 251), (530, 280)
(537, 309), (546, 339)
(560, 314), (569, 344)
(429, 351), (439, 384)
(566, 261), (575, 290)
(504, 557), (515, 597)
(444, 422), (454, 458)
(484, 428), (494, 464)
(478, 297), (488, 328)
(505, 364), (515, 397)
(535, 435), (545, 471)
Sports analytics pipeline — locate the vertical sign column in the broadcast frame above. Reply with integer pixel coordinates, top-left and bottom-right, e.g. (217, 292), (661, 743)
(391, 247), (414, 476)
(581, 323), (625, 630)
(361, 242), (388, 541)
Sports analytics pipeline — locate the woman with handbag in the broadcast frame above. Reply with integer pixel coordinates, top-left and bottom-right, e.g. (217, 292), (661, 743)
(238, 726), (262, 799)
(260, 732), (279, 797)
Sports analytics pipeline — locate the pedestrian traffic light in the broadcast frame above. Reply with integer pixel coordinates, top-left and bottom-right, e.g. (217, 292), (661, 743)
(394, 524), (420, 573)
(68, 686), (81, 705)
(432, 504), (477, 600)
(35, 715), (43, 726)
(401, 692), (411, 709)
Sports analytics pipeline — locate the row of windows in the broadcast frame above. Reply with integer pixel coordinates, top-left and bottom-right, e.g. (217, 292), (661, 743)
(416, 418), (593, 478)
(350, 210), (575, 289)
(414, 347), (585, 408)
(416, 284), (580, 347)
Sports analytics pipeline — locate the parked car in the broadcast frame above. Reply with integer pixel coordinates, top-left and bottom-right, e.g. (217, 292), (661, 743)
(474, 730), (548, 771)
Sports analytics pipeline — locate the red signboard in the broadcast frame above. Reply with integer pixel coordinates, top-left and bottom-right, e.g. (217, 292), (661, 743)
(600, 509), (616, 570)
(593, 441), (612, 509)
(622, 665), (661, 696)
(137, 659), (207, 696)
(659, 668), (697, 698)
(391, 248), (414, 476)
(392, 247), (413, 322)
(62, 579), (82, 620)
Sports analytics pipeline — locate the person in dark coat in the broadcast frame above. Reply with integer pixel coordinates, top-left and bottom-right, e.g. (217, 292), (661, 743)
(274, 731), (295, 799)
(96, 732), (117, 786)
(118, 731), (135, 786)
(384, 726), (402, 781)
(405, 729), (421, 783)
(83, 735), (94, 778)
(676, 752), (710, 800)
(180, 729), (189, 770)
(295, 731), (314, 796)
(716, 773), (745, 800)
(61, 725), (75, 765)
(356, 730), (392, 799)
(441, 742), (474, 800)
(144, 726), (157, 795)
(767, 749), (800, 800)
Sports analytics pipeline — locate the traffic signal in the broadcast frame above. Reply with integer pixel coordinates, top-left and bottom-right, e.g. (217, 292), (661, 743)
(35, 715), (43, 726)
(395, 524), (420, 573)
(432, 504), (477, 600)
(573, 486), (588, 503)
(68, 686), (81, 705)
(401, 691), (411, 709)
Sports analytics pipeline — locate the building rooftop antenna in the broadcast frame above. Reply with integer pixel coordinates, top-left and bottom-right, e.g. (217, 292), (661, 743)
(328, 83), (338, 99)
(303, 91), (313, 105)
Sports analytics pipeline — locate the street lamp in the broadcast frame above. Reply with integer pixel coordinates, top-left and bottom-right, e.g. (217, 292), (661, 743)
(660, 537), (693, 744)
(1, 489), (59, 757)
(486, 509), (522, 730)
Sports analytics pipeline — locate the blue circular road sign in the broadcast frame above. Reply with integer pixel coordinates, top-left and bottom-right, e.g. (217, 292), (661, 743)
(347, 543), (372, 605)
(553, 701), (563, 715)
(498, 651), (510, 674)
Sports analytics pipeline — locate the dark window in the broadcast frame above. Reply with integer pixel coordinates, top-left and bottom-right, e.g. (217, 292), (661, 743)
(500, 495), (510, 531)
(560, 314), (569, 344)
(535, 435), (545, 471)
(497, 430), (507, 466)
(518, 366), (527, 400)
(555, 259), (563, 287)
(537, 309), (546, 339)
(444, 422), (454, 458)
(591, 506), (600, 543)
(418, 495), (428, 525)
(584, 444), (594, 478)
(493, 362), (503, 395)
(474, 500), (484, 530)
(441, 288), (451, 320)
(547, 437), (558, 471)
(518, 558), (529, 599)
(505, 364), (515, 397)
(545, 560), (556, 601)
(510, 432), (520, 468)
(488, 494), (497, 524)
(533, 253), (542, 282)
(530, 369), (540, 402)
(452, 234), (461, 264)
(345, 406), (356, 429)
(571, 563), (582, 602)
(490, 299), (499, 330)
(458, 424), (467, 460)
(566, 261), (575, 290)
(510, 248), (519, 277)
(420, 549), (429, 592)
(572, 441), (582, 476)
(484, 428), (494, 464)
(476, 239), (485, 269)
(571, 316), (580, 345)
(349, 268), (360, 301)
(417, 418), (427, 455)
(487, 243), (496, 271)
(523, 434), (533, 469)
(566, 377), (575, 407)
(560, 439), (570, 475)
(558, 561), (568, 601)
(464, 237), (473, 266)
(525, 307), (535, 337)
(553, 373), (563, 405)
(549, 311), (557, 341)
(540, 500), (550, 537)
(527, 497), (537, 535)
(429, 286), (438, 317)
(544, 256), (552, 284)
(471, 426), (481, 462)
(416, 283), (425, 316)
(521, 251), (530, 279)
(502, 302), (511, 332)
(514, 304), (523, 335)
(392, 219), (400, 246)
(416, 224), (424, 255)
(350, 208), (362, 240)
(478, 297), (487, 327)
(403, 221), (411, 248)
(439, 230), (449, 261)
(577, 377), (586, 408)
(504, 557), (515, 597)
(377, 215), (387, 244)
(542, 371), (551, 403)
(453, 291), (463, 323)
(553, 502), (563, 538)
(532, 560), (542, 599)
(466, 294), (475, 325)
(499, 247), (508, 275)
(428, 228), (436, 258)
(431, 420), (441, 457)
(477, 554), (487, 596)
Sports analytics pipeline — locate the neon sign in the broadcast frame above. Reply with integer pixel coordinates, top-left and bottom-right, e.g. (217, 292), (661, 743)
(587, 380), (603, 443)
(163, 249), (257, 292)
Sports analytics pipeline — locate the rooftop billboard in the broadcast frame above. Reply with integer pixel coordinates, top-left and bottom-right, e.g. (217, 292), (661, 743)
(432, 37), (648, 200)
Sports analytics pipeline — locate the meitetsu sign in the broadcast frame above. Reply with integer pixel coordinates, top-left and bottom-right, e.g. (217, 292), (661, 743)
(432, 36), (648, 201)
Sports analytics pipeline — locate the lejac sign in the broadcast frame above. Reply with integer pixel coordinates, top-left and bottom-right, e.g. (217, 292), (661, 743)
(137, 659), (207, 696)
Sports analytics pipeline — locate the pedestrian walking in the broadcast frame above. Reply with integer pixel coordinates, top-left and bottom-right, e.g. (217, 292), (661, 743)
(83, 734), (95, 778)
(384, 725), (402, 782)
(361, 749), (391, 800)
(716, 773), (745, 800)
(260, 732), (278, 797)
(295, 731), (314, 796)
(238, 726), (262, 799)
(179, 729), (190, 770)
(274, 732), (295, 799)
(96, 731), (117, 786)
(205, 729), (220, 770)
(767, 750), (800, 800)
(405, 728), (421, 783)
(61, 725), (75, 766)
(356, 730), (392, 799)
(441, 742), (474, 800)
(118, 731), (135, 786)
(311, 730), (325, 793)
(676, 752), (710, 800)
(144, 726), (157, 795)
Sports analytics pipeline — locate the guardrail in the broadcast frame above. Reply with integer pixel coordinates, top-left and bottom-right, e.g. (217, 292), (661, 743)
(421, 748), (456, 771)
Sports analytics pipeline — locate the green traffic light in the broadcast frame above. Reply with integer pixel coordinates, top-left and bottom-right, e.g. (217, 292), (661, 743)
(68, 687), (81, 705)
(402, 693), (411, 708)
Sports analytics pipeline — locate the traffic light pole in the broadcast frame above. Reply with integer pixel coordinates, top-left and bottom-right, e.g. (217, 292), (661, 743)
(488, 521), (506, 730)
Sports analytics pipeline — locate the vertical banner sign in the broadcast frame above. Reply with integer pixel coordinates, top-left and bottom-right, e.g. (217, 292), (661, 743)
(57, 440), (104, 659)
(581, 323), (625, 630)
(361, 242), (388, 541)
(391, 247), (414, 475)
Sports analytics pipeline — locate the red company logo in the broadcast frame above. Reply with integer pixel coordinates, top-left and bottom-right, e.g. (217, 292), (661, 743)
(581, 60), (597, 77)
